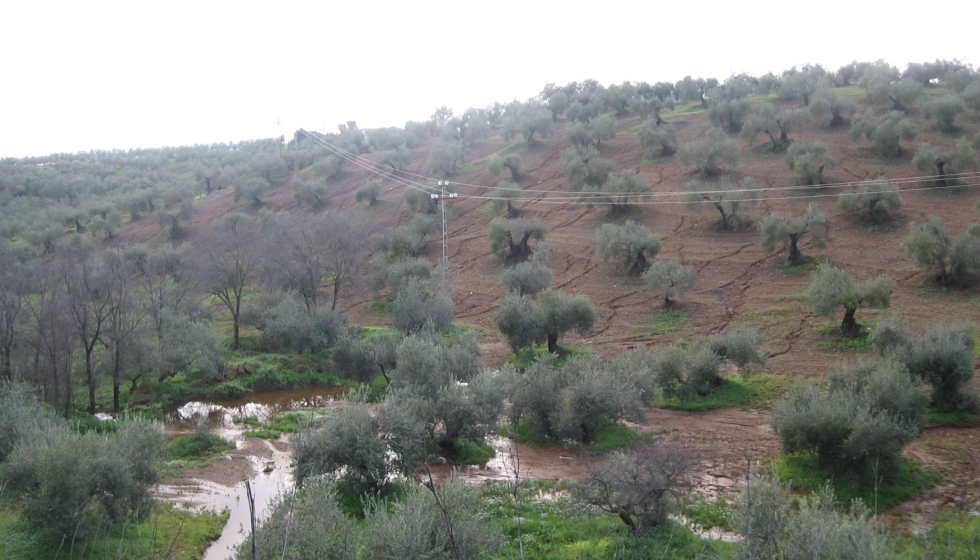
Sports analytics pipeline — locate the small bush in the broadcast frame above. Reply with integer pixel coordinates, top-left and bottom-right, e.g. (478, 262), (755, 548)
(168, 432), (234, 459)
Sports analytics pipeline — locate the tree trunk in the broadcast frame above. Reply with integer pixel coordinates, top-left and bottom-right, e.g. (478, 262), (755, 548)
(547, 332), (559, 354)
(232, 300), (241, 350)
(830, 110), (844, 128)
(936, 161), (947, 188)
(506, 200), (519, 219)
(788, 235), (803, 266)
(633, 251), (649, 275)
(840, 307), (860, 338)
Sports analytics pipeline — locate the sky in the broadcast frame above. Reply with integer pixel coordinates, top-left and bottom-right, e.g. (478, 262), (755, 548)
(2, 0), (976, 159)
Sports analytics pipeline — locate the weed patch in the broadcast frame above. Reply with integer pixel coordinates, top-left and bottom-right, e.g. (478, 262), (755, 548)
(168, 432), (234, 459)
(733, 292), (808, 343)
(777, 453), (940, 511)
(636, 308), (688, 336)
(684, 495), (736, 532)
(660, 378), (758, 411)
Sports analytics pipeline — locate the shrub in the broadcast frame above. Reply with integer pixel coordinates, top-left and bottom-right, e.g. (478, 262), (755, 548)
(362, 475), (503, 559)
(235, 480), (357, 560)
(2, 419), (165, 541)
(737, 472), (894, 560)
(168, 432), (234, 459)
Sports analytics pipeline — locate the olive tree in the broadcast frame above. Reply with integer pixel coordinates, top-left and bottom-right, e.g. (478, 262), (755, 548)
(293, 404), (402, 498)
(488, 216), (546, 261)
(509, 354), (648, 444)
(487, 153), (524, 182)
(809, 88), (858, 128)
(836, 176), (902, 224)
(912, 141), (979, 188)
(594, 220), (661, 275)
(503, 100), (553, 144)
(576, 440), (695, 535)
(490, 181), (524, 219)
(903, 216), (970, 286)
(234, 481), (357, 560)
(500, 248), (553, 296)
(391, 277), (454, 334)
(787, 141), (837, 185)
(356, 179), (383, 206)
(571, 170), (646, 216)
(560, 146), (614, 190)
(638, 118), (677, 156)
(685, 176), (758, 230)
(923, 94), (966, 132)
(771, 359), (928, 476)
(494, 290), (597, 354)
(741, 104), (811, 152)
(293, 179), (329, 208)
(850, 110), (918, 157)
(362, 475), (502, 560)
(875, 322), (978, 412)
(677, 129), (739, 176)
(642, 259), (697, 306)
(538, 290), (598, 354)
(808, 264), (894, 338)
(758, 205), (832, 266)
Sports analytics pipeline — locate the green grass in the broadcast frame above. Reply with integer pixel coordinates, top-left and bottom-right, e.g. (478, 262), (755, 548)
(636, 308), (689, 336)
(926, 410), (977, 425)
(68, 414), (118, 434)
(660, 378), (758, 412)
(498, 418), (551, 446)
(481, 480), (735, 559)
(740, 374), (795, 410)
(815, 323), (875, 352)
(777, 453), (941, 511)
(499, 419), (645, 454)
(243, 428), (281, 439)
(588, 420), (646, 453)
(733, 291), (808, 343)
(684, 495), (736, 532)
(511, 345), (590, 370)
(168, 432), (235, 459)
(452, 437), (496, 465)
(782, 258), (822, 275)
(892, 507), (980, 560)
(0, 503), (226, 560)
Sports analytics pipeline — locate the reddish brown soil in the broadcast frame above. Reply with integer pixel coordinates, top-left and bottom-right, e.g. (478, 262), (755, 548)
(117, 98), (980, 519)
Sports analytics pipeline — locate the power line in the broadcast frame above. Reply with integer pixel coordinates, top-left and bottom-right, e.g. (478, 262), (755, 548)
(296, 128), (980, 207)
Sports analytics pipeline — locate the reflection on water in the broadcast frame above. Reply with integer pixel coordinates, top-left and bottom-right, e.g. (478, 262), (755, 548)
(162, 386), (349, 434)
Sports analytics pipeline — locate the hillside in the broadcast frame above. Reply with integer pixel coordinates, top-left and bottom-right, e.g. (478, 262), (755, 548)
(101, 87), (980, 374)
(3, 62), (980, 556)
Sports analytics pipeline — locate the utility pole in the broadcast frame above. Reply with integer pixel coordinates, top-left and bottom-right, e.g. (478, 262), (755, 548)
(432, 180), (457, 293)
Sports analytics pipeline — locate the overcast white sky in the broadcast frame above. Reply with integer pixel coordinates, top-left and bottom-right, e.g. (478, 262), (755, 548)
(2, 0), (976, 159)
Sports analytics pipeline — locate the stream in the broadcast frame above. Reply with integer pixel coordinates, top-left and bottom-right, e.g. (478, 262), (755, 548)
(158, 387), (348, 560)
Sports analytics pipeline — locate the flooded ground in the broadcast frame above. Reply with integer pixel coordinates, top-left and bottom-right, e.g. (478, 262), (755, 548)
(158, 387), (346, 560)
(157, 386), (781, 559)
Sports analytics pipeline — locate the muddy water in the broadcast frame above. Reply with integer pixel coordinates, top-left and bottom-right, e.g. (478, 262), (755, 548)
(159, 386), (347, 560)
